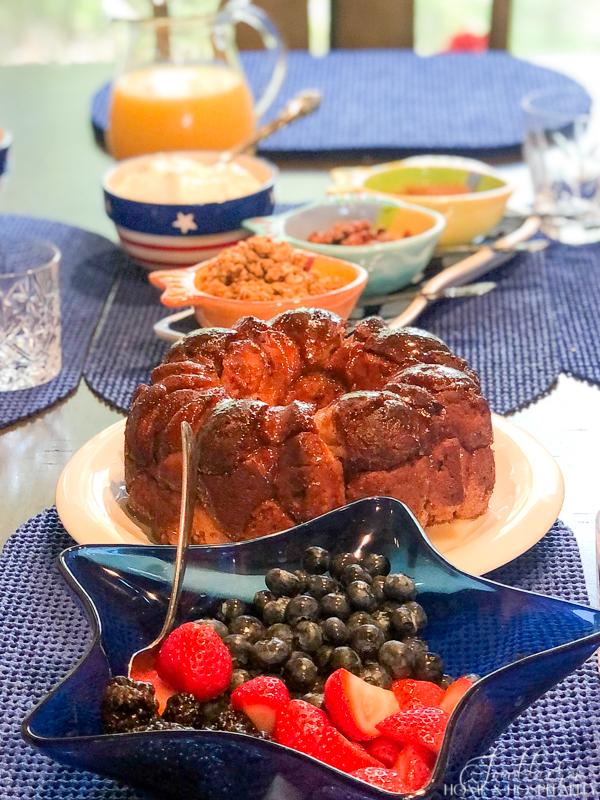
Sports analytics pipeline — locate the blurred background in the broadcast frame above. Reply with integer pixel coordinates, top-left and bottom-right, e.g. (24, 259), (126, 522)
(1, 0), (598, 64)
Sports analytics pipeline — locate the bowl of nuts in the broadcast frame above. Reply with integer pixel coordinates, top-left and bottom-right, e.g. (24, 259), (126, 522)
(243, 195), (445, 297)
(149, 235), (368, 328)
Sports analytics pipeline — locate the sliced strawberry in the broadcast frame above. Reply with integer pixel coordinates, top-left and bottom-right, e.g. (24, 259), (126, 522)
(364, 736), (401, 767)
(377, 706), (449, 754)
(275, 699), (329, 759)
(392, 678), (445, 710)
(394, 743), (435, 792)
(317, 725), (383, 773)
(352, 767), (407, 791)
(440, 676), (475, 715)
(231, 675), (290, 734)
(156, 622), (232, 702)
(324, 668), (399, 741)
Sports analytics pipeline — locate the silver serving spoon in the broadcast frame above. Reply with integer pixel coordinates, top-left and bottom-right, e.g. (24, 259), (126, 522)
(128, 420), (197, 678)
(217, 89), (322, 165)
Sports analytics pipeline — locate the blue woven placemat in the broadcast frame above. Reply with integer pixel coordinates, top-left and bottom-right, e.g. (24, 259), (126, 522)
(83, 241), (600, 416)
(90, 50), (589, 158)
(0, 215), (127, 429)
(0, 508), (598, 799)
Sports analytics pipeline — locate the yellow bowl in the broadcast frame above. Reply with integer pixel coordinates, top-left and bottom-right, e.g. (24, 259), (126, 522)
(330, 158), (512, 246)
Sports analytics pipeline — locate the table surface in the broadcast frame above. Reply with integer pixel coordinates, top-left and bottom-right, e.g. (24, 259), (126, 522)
(1, 55), (598, 605)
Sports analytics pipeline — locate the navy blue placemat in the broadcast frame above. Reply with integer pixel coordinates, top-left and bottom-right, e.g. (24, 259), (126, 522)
(91, 50), (589, 158)
(0, 216), (127, 429)
(1, 509), (598, 799)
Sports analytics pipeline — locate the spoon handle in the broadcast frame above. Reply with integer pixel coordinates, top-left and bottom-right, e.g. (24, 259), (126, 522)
(156, 421), (197, 642)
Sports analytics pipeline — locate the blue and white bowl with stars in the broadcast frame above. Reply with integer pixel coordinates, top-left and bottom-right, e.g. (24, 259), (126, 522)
(103, 152), (276, 271)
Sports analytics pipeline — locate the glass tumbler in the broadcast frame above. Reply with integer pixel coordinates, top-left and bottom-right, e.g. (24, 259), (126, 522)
(522, 87), (600, 244)
(0, 237), (61, 391)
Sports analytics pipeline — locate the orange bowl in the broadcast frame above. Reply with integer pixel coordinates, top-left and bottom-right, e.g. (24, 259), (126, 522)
(149, 251), (368, 328)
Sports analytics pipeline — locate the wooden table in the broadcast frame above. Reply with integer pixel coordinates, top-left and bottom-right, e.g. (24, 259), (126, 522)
(1, 59), (598, 605)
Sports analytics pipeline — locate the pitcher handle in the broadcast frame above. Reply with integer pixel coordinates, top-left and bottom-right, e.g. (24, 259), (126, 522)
(217, 2), (288, 118)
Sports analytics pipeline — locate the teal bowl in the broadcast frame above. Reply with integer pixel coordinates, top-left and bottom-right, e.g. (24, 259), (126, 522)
(243, 195), (446, 298)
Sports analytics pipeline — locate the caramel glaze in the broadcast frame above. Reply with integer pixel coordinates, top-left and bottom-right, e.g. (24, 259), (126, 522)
(125, 309), (495, 543)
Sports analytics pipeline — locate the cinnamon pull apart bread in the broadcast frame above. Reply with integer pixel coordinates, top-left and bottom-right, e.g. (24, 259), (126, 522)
(125, 309), (494, 544)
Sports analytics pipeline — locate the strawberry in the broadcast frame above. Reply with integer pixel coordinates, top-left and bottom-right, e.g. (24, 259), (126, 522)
(324, 668), (399, 741)
(351, 767), (407, 791)
(231, 675), (290, 734)
(394, 743), (435, 792)
(392, 678), (445, 710)
(156, 622), (232, 702)
(376, 707), (449, 754)
(440, 676), (475, 715)
(364, 737), (401, 767)
(275, 699), (381, 773)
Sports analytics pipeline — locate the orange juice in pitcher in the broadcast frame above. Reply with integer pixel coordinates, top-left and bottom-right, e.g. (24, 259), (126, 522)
(108, 6), (286, 159)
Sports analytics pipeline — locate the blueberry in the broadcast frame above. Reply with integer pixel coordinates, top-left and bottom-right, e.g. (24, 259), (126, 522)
(230, 669), (252, 691)
(193, 618), (228, 639)
(217, 598), (247, 623)
(320, 592), (351, 620)
(294, 620), (323, 653)
(391, 602), (427, 637)
(440, 674), (454, 690)
(262, 597), (291, 625)
(284, 657), (318, 692)
(371, 575), (387, 604)
(306, 574), (338, 599)
(252, 637), (291, 670)
(302, 691), (324, 709)
(303, 546), (330, 575)
(370, 609), (392, 638)
(361, 553), (391, 577)
(265, 568), (302, 597)
(228, 615), (266, 643)
(383, 574), (417, 601)
(378, 640), (413, 679)
(330, 552), (360, 578)
(414, 652), (444, 683)
(314, 644), (334, 673)
(404, 601), (428, 631)
(329, 646), (362, 675)
(347, 611), (374, 633)
(253, 590), (275, 613)
(403, 636), (428, 667)
(312, 675), (325, 694)
(289, 649), (312, 662)
(223, 634), (253, 668)
(340, 564), (372, 586)
(294, 569), (310, 593)
(285, 595), (320, 625)
(360, 661), (392, 689)
(350, 624), (385, 660)
(320, 617), (349, 646)
(347, 581), (377, 612)
(266, 623), (294, 643)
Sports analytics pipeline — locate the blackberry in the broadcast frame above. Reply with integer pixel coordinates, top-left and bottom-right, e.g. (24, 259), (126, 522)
(197, 694), (231, 727)
(361, 553), (391, 577)
(330, 552), (360, 578)
(135, 717), (189, 732)
(230, 669), (252, 691)
(320, 592), (351, 620)
(162, 693), (203, 727)
(101, 676), (158, 733)
(266, 623), (294, 643)
(229, 615), (266, 643)
(378, 640), (413, 679)
(294, 569), (310, 593)
(223, 634), (253, 668)
(329, 646), (362, 675)
(193, 618), (228, 639)
(293, 620), (323, 653)
(302, 546), (330, 574)
(350, 624), (385, 660)
(215, 705), (263, 736)
(262, 597), (291, 625)
(253, 590), (276, 614)
(383, 574), (417, 602)
(340, 564), (372, 586)
(414, 652), (444, 683)
(252, 637), (291, 670)
(302, 691), (325, 709)
(217, 598), (247, 623)
(284, 656), (318, 692)
(370, 609), (392, 637)
(265, 568), (302, 596)
(315, 644), (334, 673)
(346, 581), (377, 612)
(306, 574), (338, 599)
(285, 595), (319, 625)
(360, 661), (392, 689)
(321, 616), (349, 645)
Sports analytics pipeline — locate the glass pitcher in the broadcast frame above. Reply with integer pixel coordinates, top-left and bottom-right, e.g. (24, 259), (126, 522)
(108, 1), (287, 159)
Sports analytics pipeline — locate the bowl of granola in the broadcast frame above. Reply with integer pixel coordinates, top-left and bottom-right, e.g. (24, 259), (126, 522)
(149, 236), (368, 328)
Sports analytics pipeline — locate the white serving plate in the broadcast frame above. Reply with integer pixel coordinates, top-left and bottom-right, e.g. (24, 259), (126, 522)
(56, 415), (563, 576)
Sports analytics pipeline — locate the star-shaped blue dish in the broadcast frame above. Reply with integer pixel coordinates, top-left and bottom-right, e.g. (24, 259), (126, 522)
(22, 498), (600, 799)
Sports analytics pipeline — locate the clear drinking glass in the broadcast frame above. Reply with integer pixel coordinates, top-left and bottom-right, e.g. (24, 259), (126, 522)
(522, 87), (600, 244)
(0, 238), (62, 391)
